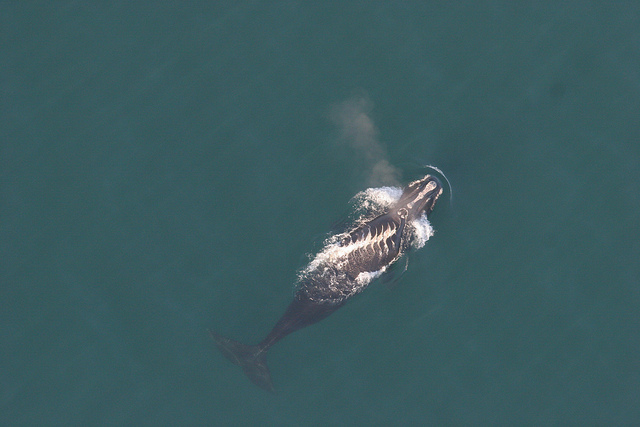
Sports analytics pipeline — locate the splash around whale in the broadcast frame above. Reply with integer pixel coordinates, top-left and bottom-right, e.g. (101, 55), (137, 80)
(210, 174), (443, 392)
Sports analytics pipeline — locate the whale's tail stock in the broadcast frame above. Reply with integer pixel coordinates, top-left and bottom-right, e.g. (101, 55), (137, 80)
(209, 330), (274, 392)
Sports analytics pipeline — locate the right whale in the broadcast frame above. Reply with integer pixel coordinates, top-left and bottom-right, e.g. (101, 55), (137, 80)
(211, 174), (443, 392)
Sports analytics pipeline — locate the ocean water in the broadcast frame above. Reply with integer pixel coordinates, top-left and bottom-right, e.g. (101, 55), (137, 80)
(2, 2), (639, 425)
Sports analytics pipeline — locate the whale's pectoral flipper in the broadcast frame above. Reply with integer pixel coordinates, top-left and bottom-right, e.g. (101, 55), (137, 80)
(209, 330), (274, 393)
(380, 256), (409, 289)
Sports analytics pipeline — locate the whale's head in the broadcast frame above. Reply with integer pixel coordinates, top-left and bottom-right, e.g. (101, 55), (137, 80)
(395, 175), (443, 219)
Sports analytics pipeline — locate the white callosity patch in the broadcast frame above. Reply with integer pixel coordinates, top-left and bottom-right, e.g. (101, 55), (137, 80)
(405, 180), (439, 213)
(298, 186), (434, 304)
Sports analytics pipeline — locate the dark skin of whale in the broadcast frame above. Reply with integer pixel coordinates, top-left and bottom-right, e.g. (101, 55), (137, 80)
(211, 175), (443, 392)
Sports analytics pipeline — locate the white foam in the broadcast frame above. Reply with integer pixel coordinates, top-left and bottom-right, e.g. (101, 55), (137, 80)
(355, 269), (386, 286)
(302, 238), (362, 275)
(353, 186), (402, 213)
(410, 214), (434, 249)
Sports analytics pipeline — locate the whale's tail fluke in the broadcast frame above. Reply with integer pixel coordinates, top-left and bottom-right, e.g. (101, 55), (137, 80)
(209, 330), (274, 392)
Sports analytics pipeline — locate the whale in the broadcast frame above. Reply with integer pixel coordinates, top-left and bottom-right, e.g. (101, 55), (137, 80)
(210, 174), (443, 392)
